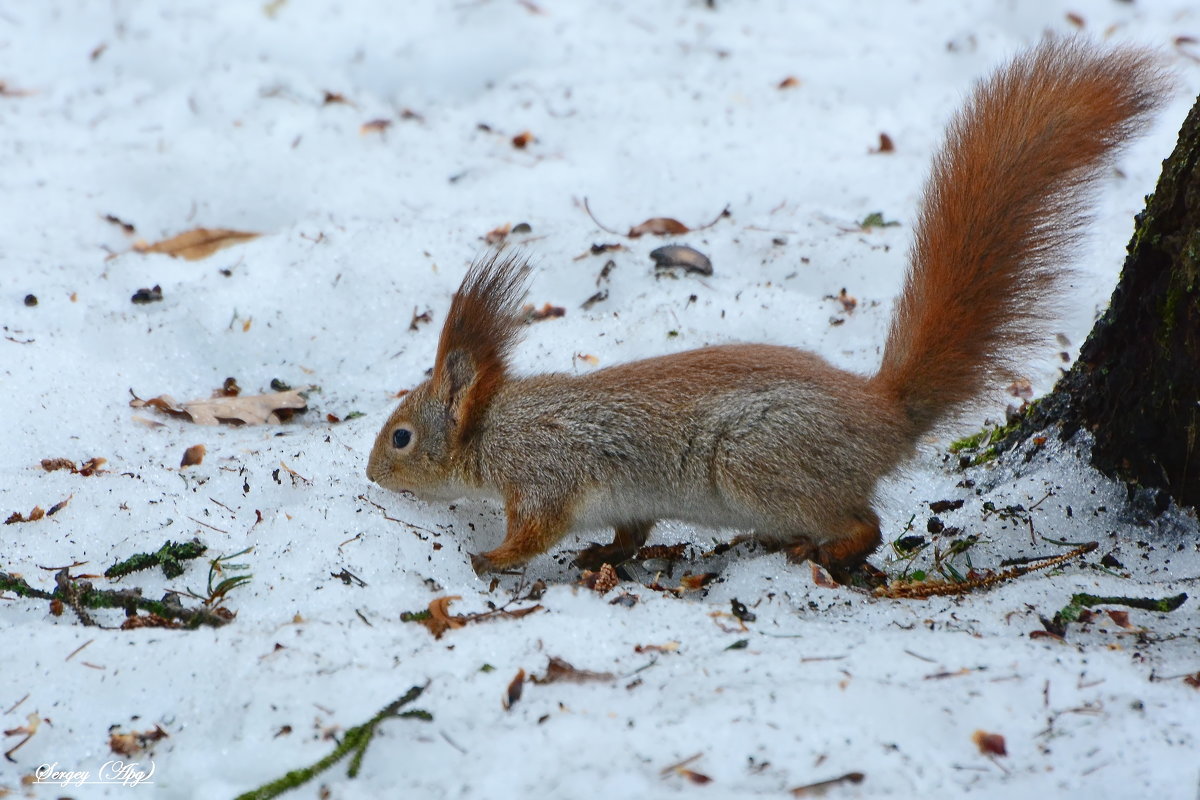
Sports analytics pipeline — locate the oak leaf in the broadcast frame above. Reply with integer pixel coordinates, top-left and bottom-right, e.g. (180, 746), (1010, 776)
(131, 390), (306, 425)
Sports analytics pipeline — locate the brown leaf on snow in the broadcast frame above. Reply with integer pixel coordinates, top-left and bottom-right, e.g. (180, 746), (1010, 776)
(679, 572), (718, 591)
(810, 562), (839, 588)
(777, 76), (801, 89)
(503, 668), (526, 710)
(870, 132), (895, 154)
(131, 390), (307, 426)
(531, 656), (615, 685)
(661, 754), (713, 785)
(78, 457), (106, 476)
(582, 198), (729, 239)
(1105, 609), (1135, 629)
(360, 118), (392, 135)
(628, 217), (691, 237)
(0, 80), (35, 98)
(406, 595), (542, 639)
(180, 445), (206, 468)
(511, 130), (536, 149)
(417, 594), (463, 638)
(134, 228), (260, 261)
(40, 455), (105, 474)
(825, 287), (857, 313)
(322, 90), (352, 106)
(109, 724), (169, 757)
(484, 223), (512, 245)
(5, 506), (45, 524)
(521, 303), (565, 323)
(972, 729), (1007, 757)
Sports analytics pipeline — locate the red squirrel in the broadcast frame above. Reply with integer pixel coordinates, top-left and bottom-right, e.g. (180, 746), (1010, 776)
(367, 39), (1169, 575)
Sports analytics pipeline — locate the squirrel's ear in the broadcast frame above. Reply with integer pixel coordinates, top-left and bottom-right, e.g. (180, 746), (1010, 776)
(432, 252), (531, 442)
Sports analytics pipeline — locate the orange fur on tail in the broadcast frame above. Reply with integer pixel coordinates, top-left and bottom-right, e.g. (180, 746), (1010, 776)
(873, 39), (1170, 434)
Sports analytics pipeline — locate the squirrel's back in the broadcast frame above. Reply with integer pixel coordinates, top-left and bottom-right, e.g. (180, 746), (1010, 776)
(873, 38), (1170, 435)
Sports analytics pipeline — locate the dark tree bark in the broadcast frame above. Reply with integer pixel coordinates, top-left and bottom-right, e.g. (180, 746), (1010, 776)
(1002, 92), (1200, 510)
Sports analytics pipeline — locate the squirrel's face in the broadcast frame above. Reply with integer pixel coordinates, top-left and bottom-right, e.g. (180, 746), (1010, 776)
(366, 380), (456, 499)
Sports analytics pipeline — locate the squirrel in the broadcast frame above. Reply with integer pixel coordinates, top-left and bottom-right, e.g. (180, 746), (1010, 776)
(367, 38), (1169, 576)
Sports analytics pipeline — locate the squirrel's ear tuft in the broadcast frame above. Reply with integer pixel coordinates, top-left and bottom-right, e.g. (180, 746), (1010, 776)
(433, 251), (531, 442)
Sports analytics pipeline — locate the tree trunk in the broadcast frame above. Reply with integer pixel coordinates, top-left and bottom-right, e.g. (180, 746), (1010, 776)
(1003, 92), (1200, 510)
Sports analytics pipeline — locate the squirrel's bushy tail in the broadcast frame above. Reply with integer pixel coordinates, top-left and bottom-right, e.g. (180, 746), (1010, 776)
(872, 38), (1170, 436)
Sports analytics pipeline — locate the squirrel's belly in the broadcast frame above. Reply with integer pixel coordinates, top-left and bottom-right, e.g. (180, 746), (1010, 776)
(569, 484), (748, 532)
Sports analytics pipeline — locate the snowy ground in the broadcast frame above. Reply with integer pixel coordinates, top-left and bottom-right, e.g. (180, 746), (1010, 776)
(2, 2), (1199, 798)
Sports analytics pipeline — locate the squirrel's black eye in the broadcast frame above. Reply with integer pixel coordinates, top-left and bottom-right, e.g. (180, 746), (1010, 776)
(392, 428), (412, 449)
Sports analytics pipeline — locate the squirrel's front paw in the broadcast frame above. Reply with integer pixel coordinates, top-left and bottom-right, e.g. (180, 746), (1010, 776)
(469, 552), (496, 575)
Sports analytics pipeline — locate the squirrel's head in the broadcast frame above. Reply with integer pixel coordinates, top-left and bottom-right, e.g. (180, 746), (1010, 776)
(366, 251), (530, 500)
(366, 379), (460, 499)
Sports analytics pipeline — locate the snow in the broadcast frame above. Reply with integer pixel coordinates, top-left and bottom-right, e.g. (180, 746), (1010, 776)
(3, 1), (1199, 798)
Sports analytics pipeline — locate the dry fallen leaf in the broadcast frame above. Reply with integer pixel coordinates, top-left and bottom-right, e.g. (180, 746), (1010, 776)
(777, 76), (801, 89)
(5, 506), (45, 524)
(825, 287), (857, 313)
(582, 198), (728, 239)
(417, 595), (469, 639)
(1106, 609), (1135, 629)
(484, 223), (512, 245)
(360, 118), (392, 135)
(78, 457), (106, 476)
(972, 729), (1007, 757)
(629, 217), (690, 237)
(0, 81), (35, 98)
(511, 130), (535, 149)
(109, 725), (169, 757)
(531, 656), (615, 685)
(679, 572), (718, 591)
(135, 228), (260, 261)
(180, 444), (206, 468)
(521, 303), (566, 323)
(661, 754), (712, 784)
(132, 390), (307, 426)
(810, 562), (839, 589)
(503, 668), (526, 710)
